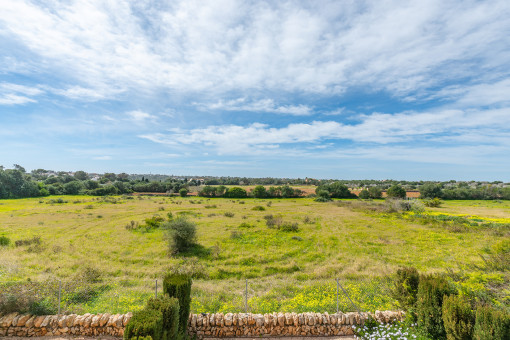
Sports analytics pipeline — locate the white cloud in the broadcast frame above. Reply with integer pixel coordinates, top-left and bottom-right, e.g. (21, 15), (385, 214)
(0, 1), (508, 99)
(0, 82), (43, 105)
(0, 94), (36, 105)
(126, 110), (156, 122)
(52, 86), (108, 101)
(140, 106), (510, 154)
(198, 98), (313, 115)
(92, 156), (112, 160)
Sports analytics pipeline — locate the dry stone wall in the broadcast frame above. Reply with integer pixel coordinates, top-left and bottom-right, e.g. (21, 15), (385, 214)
(0, 310), (403, 338)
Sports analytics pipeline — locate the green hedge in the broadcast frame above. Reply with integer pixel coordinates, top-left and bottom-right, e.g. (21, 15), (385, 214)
(163, 274), (192, 337)
(442, 295), (474, 340)
(146, 296), (180, 340)
(417, 275), (455, 339)
(124, 308), (163, 340)
(124, 296), (179, 340)
(473, 305), (510, 340)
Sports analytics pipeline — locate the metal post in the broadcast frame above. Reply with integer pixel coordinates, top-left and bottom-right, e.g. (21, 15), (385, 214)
(58, 280), (61, 316)
(336, 278), (339, 313)
(245, 279), (248, 313)
(155, 279), (158, 299)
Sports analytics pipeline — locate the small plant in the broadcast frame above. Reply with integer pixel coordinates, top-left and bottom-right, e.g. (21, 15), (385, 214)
(224, 211), (235, 218)
(204, 205), (217, 209)
(352, 320), (427, 340)
(230, 230), (243, 239)
(84, 204), (94, 209)
(238, 222), (255, 228)
(423, 197), (443, 207)
(266, 201), (272, 207)
(158, 206), (165, 211)
(125, 220), (139, 230)
(252, 205), (265, 211)
(15, 236), (41, 247)
(302, 215), (314, 224)
(278, 222), (299, 232)
(0, 236), (10, 247)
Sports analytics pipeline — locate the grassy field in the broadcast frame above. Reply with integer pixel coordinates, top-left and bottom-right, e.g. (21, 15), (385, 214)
(0, 195), (508, 314)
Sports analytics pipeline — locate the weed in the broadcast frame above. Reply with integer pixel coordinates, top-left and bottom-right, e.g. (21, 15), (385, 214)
(224, 211), (235, 218)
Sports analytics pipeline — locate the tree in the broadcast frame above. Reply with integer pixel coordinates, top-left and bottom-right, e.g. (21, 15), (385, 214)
(420, 183), (443, 199)
(358, 189), (370, 199)
(164, 218), (197, 254)
(252, 185), (267, 198)
(387, 184), (406, 199)
(368, 187), (383, 199)
(64, 181), (84, 195)
(316, 181), (354, 198)
(73, 170), (88, 181)
(179, 188), (188, 197)
(226, 187), (247, 198)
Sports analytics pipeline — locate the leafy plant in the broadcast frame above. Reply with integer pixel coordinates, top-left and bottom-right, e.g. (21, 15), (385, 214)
(473, 304), (510, 340)
(442, 295), (474, 340)
(164, 218), (197, 254)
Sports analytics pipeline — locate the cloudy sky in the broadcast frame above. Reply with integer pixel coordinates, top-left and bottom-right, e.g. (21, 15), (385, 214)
(1, 0), (510, 180)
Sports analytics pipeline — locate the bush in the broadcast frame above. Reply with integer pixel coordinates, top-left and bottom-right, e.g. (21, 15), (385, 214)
(442, 295), (475, 340)
(225, 187), (247, 198)
(473, 305), (510, 340)
(163, 274), (192, 338)
(145, 296), (180, 340)
(417, 275), (455, 339)
(278, 222), (299, 232)
(423, 197), (443, 207)
(252, 205), (265, 211)
(164, 218), (197, 254)
(124, 308), (164, 340)
(179, 188), (188, 197)
(368, 186), (383, 199)
(223, 211), (235, 217)
(393, 267), (420, 311)
(0, 236), (10, 246)
(358, 189), (370, 199)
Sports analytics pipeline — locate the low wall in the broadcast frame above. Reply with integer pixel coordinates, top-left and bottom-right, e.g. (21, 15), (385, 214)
(0, 311), (404, 338)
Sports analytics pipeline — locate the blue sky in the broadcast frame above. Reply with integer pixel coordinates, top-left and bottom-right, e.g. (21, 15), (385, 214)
(1, 0), (510, 180)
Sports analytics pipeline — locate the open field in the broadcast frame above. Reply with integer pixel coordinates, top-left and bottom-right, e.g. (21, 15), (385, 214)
(0, 195), (508, 314)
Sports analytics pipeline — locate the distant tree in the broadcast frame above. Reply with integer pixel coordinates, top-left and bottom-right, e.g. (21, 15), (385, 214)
(74, 170), (88, 181)
(102, 173), (117, 182)
(64, 181), (84, 195)
(226, 187), (247, 198)
(358, 189), (370, 199)
(387, 184), (407, 199)
(216, 185), (227, 196)
(84, 180), (99, 190)
(179, 188), (188, 197)
(368, 187), (383, 199)
(420, 183), (443, 199)
(316, 181), (354, 198)
(117, 173), (130, 182)
(164, 217), (197, 254)
(13, 164), (26, 173)
(252, 185), (267, 198)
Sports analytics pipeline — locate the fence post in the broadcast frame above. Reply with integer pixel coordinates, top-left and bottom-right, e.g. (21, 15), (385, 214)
(245, 279), (248, 313)
(58, 280), (62, 316)
(336, 278), (339, 313)
(155, 279), (158, 299)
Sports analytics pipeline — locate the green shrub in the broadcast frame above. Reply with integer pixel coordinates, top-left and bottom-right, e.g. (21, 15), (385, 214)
(252, 205), (265, 211)
(473, 305), (510, 340)
(442, 295), (474, 340)
(179, 188), (188, 197)
(225, 187), (247, 198)
(164, 218), (197, 254)
(393, 267), (420, 311)
(0, 236), (10, 246)
(278, 222), (299, 232)
(145, 296), (180, 340)
(423, 197), (443, 207)
(358, 189), (370, 199)
(387, 185), (407, 199)
(124, 308), (164, 340)
(417, 275), (455, 339)
(223, 211), (235, 217)
(163, 274), (192, 338)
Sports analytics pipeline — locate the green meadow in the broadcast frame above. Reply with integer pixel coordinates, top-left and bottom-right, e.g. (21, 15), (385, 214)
(0, 195), (508, 314)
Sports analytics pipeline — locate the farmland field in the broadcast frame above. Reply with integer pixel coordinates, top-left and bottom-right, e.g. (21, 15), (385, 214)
(0, 195), (508, 314)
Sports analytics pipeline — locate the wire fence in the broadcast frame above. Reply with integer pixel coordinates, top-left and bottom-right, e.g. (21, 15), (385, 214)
(0, 277), (396, 315)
